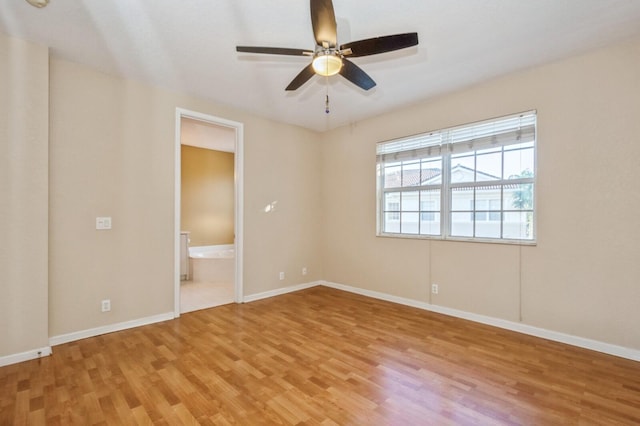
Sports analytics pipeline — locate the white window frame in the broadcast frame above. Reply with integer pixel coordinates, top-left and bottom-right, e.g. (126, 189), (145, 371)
(376, 111), (536, 244)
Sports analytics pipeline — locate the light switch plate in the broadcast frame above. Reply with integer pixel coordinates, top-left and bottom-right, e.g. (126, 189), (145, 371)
(96, 217), (112, 230)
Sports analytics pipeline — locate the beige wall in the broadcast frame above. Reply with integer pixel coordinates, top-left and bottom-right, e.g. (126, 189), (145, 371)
(0, 35), (49, 357)
(321, 37), (640, 350)
(181, 146), (235, 246)
(48, 58), (323, 337)
(242, 120), (323, 295)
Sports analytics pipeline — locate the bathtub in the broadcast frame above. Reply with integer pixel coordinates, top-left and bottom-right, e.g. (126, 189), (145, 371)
(189, 244), (235, 259)
(188, 244), (235, 284)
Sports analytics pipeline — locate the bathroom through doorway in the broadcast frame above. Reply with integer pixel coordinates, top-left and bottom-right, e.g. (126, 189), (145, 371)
(174, 109), (244, 316)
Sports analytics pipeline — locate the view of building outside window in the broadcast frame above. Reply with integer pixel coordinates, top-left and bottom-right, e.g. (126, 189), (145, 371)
(378, 112), (535, 242)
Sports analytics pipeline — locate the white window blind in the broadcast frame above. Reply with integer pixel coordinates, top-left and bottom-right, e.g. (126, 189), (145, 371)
(377, 112), (536, 162)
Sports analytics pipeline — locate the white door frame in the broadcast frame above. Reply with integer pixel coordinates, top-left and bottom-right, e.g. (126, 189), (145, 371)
(174, 108), (244, 317)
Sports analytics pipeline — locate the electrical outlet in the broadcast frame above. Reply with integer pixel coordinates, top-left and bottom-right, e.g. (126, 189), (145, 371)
(431, 284), (439, 295)
(101, 299), (111, 312)
(302, 267), (308, 276)
(279, 272), (285, 280)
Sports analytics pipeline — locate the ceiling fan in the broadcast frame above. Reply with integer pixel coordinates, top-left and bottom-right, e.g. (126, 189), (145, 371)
(236, 0), (418, 91)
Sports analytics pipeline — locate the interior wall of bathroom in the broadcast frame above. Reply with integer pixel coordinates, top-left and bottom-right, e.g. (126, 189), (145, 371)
(0, 34), (49, 359)
(181, 145), (235, 246)
(320, 36), (640, 351)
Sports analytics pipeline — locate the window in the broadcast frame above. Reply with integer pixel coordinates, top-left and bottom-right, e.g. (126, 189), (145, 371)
(469, 200), (501, 221)
(377, 111), (536, 242)
(420, 200), (436, 221)
(386, 201), (400, 221)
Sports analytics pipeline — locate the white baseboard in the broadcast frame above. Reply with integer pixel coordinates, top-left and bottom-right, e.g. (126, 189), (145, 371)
(10, 282), (634, 367)
(321, 281), (640, 362)
(243, 281), (322, 303)
(49, 312), (174, 347)
(0, 346), (52, 368)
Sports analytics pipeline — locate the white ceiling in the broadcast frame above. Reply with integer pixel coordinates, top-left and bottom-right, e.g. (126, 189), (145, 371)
(181, 118), (236, 153)
(2, 0), (640, 132)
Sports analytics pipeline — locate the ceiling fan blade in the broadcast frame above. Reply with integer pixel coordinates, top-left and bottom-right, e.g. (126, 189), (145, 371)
(311, 0), (337, 48)
(286, 63), (316, 91)
(236, 46), (314, 56)
(340, 32), (418, 57)
(340, 58), (376, 91)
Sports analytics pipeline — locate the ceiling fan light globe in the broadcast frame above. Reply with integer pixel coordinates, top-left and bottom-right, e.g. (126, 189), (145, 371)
(26, 0), (49, 8)
(312, 55), (342, 76)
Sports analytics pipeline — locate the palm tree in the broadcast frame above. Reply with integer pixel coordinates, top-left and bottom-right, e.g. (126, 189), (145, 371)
(509, 169), (534, 237)
(510, 169), (534, 210)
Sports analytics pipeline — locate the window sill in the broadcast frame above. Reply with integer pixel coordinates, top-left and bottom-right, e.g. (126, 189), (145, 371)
(376, 232), (537, 246)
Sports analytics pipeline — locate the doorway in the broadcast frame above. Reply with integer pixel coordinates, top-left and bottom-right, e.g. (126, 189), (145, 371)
(174, 109), (244, 316)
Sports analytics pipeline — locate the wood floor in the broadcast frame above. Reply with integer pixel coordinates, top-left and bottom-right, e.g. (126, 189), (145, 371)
(1, 287), (639, 425)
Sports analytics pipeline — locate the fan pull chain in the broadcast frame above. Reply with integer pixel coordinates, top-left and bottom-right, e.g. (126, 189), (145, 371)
(325, 75), (330, 114)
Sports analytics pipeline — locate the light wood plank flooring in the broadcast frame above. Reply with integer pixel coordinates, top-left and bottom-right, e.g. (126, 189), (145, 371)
(1, 286), (639, 425)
